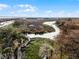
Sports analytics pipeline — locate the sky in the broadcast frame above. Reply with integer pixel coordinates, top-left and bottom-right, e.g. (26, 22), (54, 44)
(0, 0), (79, 17)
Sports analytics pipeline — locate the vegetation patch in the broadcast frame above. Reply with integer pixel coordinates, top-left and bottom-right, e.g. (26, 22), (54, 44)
(25, 38), (54, 59)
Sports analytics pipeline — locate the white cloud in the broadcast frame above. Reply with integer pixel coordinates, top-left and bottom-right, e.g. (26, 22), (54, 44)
(54, 11), (79, 17)
(10, 10), (79, 17)
(45, 10), (79, 17)
(0, 4), (9, 10)
(17, 4), (31, 8)
(1, 3), (79, 17)
(17, 4), (37, 12)
(45, 10), (52, 14)
(10, 4), (37, 16)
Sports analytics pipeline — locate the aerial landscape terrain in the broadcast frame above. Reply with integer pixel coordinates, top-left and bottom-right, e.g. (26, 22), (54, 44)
(0, 18), (79, 59)
(0, 0), (79, 59)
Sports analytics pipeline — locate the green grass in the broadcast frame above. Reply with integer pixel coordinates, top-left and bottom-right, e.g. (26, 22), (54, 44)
(25, 38), (54, 59)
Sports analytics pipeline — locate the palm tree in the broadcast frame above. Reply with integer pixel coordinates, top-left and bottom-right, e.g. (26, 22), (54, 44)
(39, 43), (53, 59)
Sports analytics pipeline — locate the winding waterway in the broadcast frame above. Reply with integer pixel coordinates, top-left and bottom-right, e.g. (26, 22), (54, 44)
(26, 21), (60, 40)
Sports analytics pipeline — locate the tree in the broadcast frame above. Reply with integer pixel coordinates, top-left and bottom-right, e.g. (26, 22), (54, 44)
(39, 44), (53, 59)
(0, 27), (28, 59)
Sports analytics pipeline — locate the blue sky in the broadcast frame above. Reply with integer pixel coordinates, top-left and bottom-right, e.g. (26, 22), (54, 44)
(0, 0), (79, 17)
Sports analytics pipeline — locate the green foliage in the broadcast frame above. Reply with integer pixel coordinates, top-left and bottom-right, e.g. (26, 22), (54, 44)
(25, 38), (53, 59)
(12, 21), (23, 27)
(0, 21), (55, 59)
